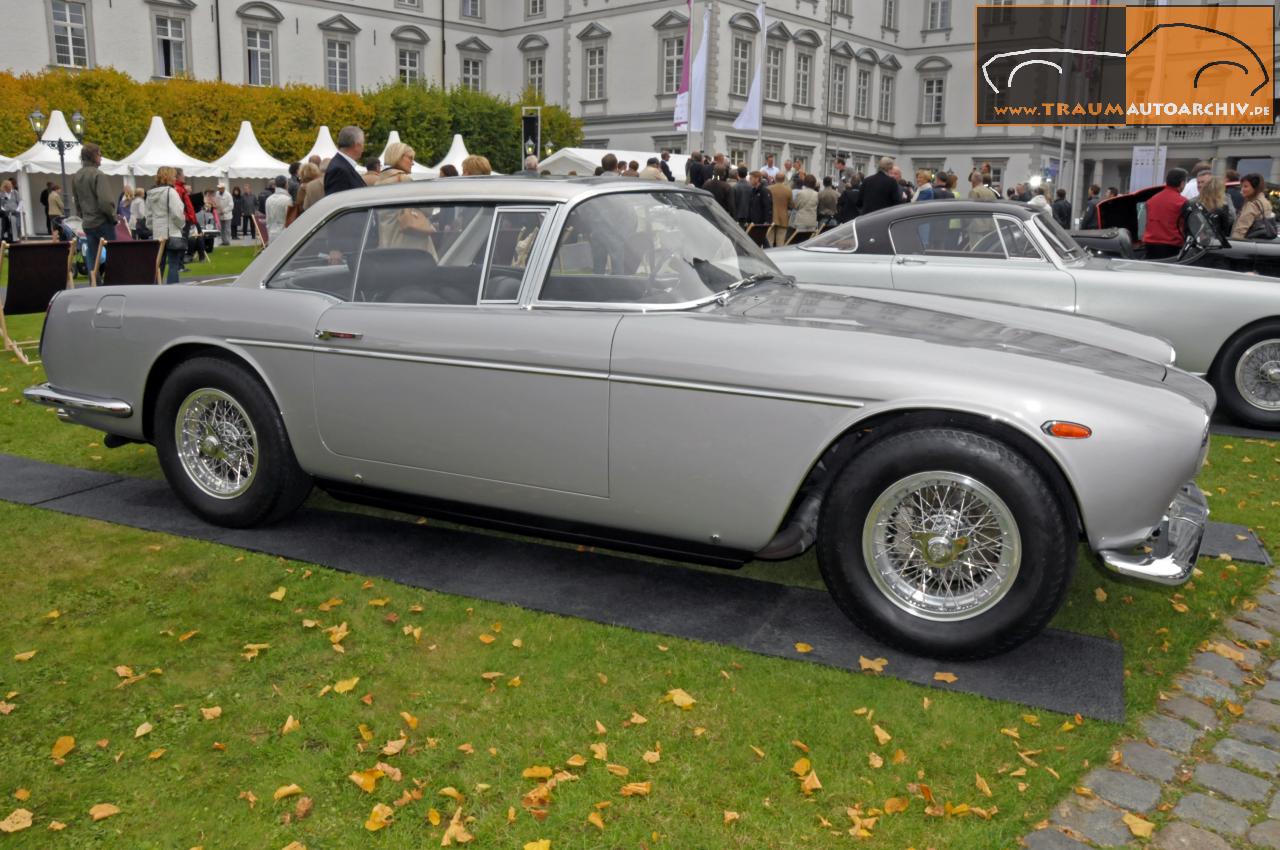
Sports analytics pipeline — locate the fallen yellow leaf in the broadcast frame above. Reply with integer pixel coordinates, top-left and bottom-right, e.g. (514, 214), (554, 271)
(47, 820), (66, 831)
(933, 671), (958, 684)
(478, 634), (496, 645)
(884, 797), (909, 814)
(791, 757), (811, 776)
(13, 790), (29, 802)
(873, 725), (892, 746)
(349, 768), (384, 794)
(859, 656), (887, 673)
(587, 810), (605, 831)
(606, 763), (629, 777)
(51, 736), (75, 759)
(619, 782), (651, 797)
(268, 586), (287, 601)
(273, 784), (303, 801)
(333, 677), (360, 694)
(663, 688), (696, 709)
(439, 786), (464, 803)
(523, 766), (554, 780)
(976, 773), (992, 797)
(749, 745), (765, 759)
(523, 841), (550, 850)
(868, 752), (884, 769)
(1123, 812), (1154, 838)
(200, 706), (222, 721)
(794, 642), (813, 654)
(364, 802), (394, 832)
(89, 803), (120, 821)
(134, 722), (153, 739)
(723, 810), (740, 825)
(0, 809), (33, 833)
(147, 748), (165, 760)
(13, 651), (36, 663)
(590, 742), (608, 761)
(1094, 587), (1107, 603)
(399, 711), (418, 730)
(381, 737), (407, 756)
(281, 715), (300, 736)
(800, 770), (822, 795)
(566, 754), (587, 767)
(427, 807), (442, 825)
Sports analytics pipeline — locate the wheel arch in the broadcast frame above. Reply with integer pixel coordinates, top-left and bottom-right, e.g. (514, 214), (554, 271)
(1206, 314), (1280, 380)
(758, 407), (1085, 560)
(142, 341), (280, 442)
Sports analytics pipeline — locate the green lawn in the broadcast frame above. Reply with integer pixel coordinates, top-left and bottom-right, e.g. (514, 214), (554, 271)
(0, 245), (257, 288)
(0, 314), (1276, 848)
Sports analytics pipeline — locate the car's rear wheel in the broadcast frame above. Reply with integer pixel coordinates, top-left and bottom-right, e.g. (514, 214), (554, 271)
(816, 428), (1075, 659)
(1213, 321), (1280, 429)
(154, 356), (311, 527)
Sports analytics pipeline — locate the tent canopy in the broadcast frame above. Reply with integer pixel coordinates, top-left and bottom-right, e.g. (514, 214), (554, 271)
(103, 116), (217, 178)
(378, 130), (434, 176)
(0, 155), (17, 173)
(208, 121), (290, 179)
(12, 109), (119, 175)
(431, 134), (470, 172)
(539, 147), (689, 178)
(303, 126), (339, 164)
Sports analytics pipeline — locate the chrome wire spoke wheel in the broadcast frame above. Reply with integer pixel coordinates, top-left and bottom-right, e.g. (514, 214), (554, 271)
(174, 388), (260, 499)
(862, 471), (1021, 622)
(1235, 339), (1280, 412)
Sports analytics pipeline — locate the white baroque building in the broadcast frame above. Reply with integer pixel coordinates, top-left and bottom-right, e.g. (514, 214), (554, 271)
(9, 0), (1280, 189)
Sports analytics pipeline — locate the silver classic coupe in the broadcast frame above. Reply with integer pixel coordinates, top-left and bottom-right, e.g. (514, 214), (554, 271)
(769, 201), (1280, 429)
(27, 179), (1212, 658)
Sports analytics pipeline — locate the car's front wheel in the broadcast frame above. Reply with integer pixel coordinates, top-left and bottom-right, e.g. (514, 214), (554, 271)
(1213, 321), (1280, 430)
(816, 428), (1075, 659)
(154, 356), (311, 527)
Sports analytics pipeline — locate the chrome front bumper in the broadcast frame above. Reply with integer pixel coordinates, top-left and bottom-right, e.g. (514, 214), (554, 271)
(1097, 482), (1208, 586)
(22, 383), (133, 418)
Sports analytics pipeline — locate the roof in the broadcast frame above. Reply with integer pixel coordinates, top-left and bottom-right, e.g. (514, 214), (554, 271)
(103, 116), (218, 178)
(856, 199), (1038, 225)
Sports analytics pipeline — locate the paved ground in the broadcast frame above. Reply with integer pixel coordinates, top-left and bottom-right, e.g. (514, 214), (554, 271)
(1024, 569), (1280, 849)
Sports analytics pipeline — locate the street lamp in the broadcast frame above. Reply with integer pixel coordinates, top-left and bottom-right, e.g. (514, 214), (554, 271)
(544, 141), (555, 158)
(28, 108), (85, 209)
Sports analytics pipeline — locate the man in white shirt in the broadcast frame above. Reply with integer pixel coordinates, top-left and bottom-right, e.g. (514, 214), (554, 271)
(761, 153), (780, 181)
(264, 175), (292, 241)
(1183, 161), (1210, 201)
(214, 184), (234, 245)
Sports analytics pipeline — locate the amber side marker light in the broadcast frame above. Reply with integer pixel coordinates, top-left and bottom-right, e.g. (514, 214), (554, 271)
(1042, 421), (1092, 439)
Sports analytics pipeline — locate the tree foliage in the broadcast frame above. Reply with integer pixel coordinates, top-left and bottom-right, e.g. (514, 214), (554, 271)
(0, 69), (583, 171)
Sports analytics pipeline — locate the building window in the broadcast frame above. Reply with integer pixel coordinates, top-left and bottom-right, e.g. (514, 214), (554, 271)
(585, 45), (606, 101)
(729, 144), (751, 168)
(882, 0), (897, 29)
(398, 47), (421, 83)
(765, 44), (784, 102)
(921, 77), (945, 124)
(854, 67), (871, 118)
(794, 52), (812, 107)
(155, 15), (186, 77)
(991, 0), (1014, 24)
(527, 0), (544, 16)
(925, 0), (951, 30)
(51, 0), (89, 68)
(662, 35), (684, 95)
(832, 0), (849, 15)
(730, 37), (752, 98)
(462, 57), (483, 91)
(246, 28), (273, 86)
(525, 55), (544, 97)
(830, 62), (848, 114)
(461, 0), (481, 19)
(326, 38), (351, 92)
(878, 74), (894, 121)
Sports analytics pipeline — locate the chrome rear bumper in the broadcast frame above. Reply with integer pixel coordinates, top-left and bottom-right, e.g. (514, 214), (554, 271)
(1097, 482), (1208, 586)
(22, 383), (133, 418)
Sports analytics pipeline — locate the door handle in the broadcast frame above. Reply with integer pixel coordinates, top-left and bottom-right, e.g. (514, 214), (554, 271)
(315, 329), (363, 341)
(897, 257), (929, 265)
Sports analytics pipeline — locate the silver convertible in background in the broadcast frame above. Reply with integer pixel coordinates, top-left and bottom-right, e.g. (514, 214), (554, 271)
(28, 179), (1212, 659)
(770, 201), (1280, 429)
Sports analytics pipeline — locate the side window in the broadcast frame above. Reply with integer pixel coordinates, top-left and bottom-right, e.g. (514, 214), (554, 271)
(996, 218), (1044, 259)
(889, 215), (1007, 258)
(481, 209), (547, 302)
(353, 204), (495, 304)
(266, 210), (370, 300)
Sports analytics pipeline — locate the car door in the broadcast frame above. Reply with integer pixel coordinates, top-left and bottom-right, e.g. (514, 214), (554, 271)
(888, 212), (1076, 312)
(310, 201), (617, 497)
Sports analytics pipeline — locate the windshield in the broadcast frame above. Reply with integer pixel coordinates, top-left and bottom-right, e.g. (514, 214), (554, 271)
(802, 220), (858, 251)
(539, 190), (778, 306)
(1033, 212), (1086, 262)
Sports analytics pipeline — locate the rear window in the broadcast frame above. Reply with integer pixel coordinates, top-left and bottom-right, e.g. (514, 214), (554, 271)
(802, 220), (858, 252)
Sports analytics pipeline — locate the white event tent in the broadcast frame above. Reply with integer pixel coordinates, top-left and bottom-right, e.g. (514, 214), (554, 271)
(302, 125), (339, 164)
(539, 147), (689, 178)
(11, 110), (120, 236)
(431, 134), (470, 172)
(377, 130), (434, 177)
(208, 121), (290, 180)
(104, 116), (218, 180)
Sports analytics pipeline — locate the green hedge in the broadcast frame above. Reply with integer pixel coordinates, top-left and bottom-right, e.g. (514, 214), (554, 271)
(0, 69), (582, 174)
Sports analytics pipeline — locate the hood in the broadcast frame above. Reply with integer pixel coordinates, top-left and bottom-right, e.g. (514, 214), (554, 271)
(1093, 254), (1275, 284)
(730, 285), (1171, 387)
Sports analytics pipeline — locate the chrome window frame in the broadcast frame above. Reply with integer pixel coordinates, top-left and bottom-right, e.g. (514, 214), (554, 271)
(479, 205), (554, 304)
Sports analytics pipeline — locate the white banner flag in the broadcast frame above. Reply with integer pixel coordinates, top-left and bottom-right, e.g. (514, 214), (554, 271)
(673, 0), (693, 129)
(732, 2), (766, 131)
(687, 7), (711, 133)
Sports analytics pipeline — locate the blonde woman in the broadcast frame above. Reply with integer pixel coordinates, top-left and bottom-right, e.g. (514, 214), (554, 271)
(298, 162), (324, 213)
(129, 187), (147, 238)
(376, 142), (435, 255)
(146, 166), (186, 283)
(461, 154), (492, 176)
(1197, 176), (1235, 241)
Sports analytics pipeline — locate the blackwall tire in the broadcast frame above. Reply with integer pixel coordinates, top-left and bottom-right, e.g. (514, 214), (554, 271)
(1212, 322), (1280, 430)
(816, 428), (1075, 659)
(154, 356), (311, 528)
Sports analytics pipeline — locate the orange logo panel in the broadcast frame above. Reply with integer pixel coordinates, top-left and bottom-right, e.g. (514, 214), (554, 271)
(1125, 6), (1274, 125)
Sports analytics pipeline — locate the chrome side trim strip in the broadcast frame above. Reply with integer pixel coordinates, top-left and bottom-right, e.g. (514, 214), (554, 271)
(23, 383), (133, 418)
(225, 338), (866, 408)
(611, 373), (866, 408)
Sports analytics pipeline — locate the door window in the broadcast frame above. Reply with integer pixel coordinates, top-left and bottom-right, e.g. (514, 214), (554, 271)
(266, 210), (370, 300)
(995, 218), (1044, 259)
(889, 214), (1008, 259)
(352, 204), (495, 304)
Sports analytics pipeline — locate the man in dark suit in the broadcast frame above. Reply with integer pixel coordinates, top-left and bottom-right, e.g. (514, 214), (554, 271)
(324, 125), (367, 195)
(659, 150), (675, 182)
(703, 164), (736, 220)
(857, 156), (905, 216)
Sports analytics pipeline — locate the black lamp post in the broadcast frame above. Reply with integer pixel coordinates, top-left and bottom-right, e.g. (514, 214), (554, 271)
(28, 108), (85, 209)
